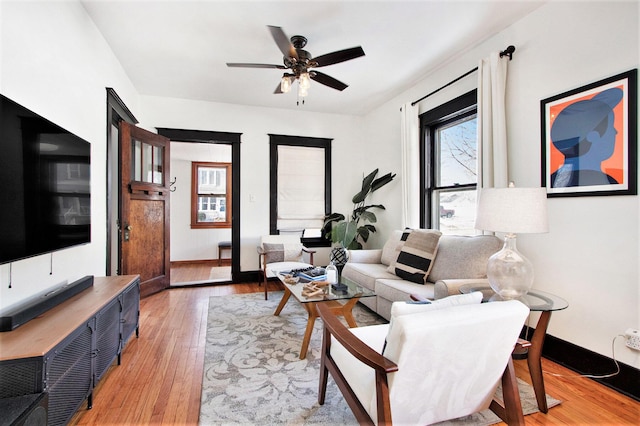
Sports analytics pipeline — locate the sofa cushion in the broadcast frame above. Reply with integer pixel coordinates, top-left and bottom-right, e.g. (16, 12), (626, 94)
(428, 235), (502, 282)
(394, 229), (442, 284)
(375, 279), (436, 304)
(342, 262), (400, 292)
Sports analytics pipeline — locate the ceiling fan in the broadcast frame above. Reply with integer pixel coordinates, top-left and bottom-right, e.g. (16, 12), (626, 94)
(226, 26), (365, 97)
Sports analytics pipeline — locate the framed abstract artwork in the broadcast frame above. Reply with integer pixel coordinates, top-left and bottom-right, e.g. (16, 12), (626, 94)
(541, 69), (637, 197)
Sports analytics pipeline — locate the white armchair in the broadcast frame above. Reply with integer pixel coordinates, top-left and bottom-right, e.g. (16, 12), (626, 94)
(317, 293), (530, 425)
(257, 234), (315, 300)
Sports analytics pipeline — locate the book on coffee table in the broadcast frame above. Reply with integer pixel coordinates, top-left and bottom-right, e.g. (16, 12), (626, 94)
(297, 267), (326, 281)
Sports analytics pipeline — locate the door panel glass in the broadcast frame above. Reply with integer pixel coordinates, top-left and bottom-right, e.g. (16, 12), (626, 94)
(142, 143), (153, 183)
(153, 145), (163, 184)
(133, 139), (142, 181)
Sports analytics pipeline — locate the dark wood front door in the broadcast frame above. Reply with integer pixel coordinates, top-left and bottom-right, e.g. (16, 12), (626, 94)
(119, 122), (170, 297)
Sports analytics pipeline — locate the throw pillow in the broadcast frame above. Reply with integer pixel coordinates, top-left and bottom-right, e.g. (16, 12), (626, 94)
(394, 229), (442, 284)
(380, 230), (405, 266)
(263, 242), (304, 263)
(382, 291), (483, 355)
(390, 291), (483, 317)
(386, 229), (412, 273)
(262, 243), (284, 263)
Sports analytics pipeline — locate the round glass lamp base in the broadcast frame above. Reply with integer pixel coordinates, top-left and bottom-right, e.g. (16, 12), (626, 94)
(487, 234), (534, 299)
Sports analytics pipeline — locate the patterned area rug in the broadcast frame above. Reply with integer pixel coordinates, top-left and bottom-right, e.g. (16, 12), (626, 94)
(199, 292), (560, 425)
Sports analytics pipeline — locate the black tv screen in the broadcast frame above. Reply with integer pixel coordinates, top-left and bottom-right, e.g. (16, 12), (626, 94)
(0, 94), (91, 264)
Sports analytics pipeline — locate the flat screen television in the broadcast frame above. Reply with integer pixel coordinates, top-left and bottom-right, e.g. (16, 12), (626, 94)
(0, 94), (91, 264)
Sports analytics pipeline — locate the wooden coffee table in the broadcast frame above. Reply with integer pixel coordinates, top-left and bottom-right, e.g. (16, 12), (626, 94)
(273, 273), (375, 359)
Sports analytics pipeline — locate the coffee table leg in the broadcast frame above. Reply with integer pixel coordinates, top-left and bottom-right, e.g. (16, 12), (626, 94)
(274, 287), (292, 316)
(528, 311), (552, 413)
(299, 303), (319, 359)
(341, 298), (360, 328)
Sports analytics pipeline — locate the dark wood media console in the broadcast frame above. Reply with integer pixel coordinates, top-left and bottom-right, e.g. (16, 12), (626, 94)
(0, 275), (140, 426)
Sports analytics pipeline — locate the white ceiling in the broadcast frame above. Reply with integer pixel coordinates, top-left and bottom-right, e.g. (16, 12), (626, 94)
(81, 0), (544, 116)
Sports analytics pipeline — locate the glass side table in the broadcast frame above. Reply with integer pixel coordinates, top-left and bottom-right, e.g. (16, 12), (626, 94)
(460, 285), (568, 413)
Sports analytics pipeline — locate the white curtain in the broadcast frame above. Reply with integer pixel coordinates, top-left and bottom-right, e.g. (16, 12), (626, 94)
(477, 52), (509, 189)
(400, 102), (420, 228)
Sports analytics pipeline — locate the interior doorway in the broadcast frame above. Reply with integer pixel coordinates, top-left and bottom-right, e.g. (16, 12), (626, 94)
(169, 142), (232, 285)
(157, 128), (241, 286)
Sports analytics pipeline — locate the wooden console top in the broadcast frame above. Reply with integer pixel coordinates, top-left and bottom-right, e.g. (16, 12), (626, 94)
(0, 275), (139, 361)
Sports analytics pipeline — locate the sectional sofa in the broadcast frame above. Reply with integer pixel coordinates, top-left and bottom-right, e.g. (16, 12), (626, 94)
(341, 229), (502, 320)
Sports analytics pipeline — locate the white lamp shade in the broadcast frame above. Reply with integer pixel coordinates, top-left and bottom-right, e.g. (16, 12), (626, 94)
(475, 187), (549, 234)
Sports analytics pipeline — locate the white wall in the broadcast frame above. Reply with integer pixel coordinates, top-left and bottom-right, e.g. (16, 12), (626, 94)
(169, 142), (232, 261)
(0, 1), (139, 309)
(363, 1), (639, 368)
(139, 96), (371, 270)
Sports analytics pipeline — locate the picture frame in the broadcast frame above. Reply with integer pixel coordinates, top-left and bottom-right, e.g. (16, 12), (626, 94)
(541, 69), (637, 197)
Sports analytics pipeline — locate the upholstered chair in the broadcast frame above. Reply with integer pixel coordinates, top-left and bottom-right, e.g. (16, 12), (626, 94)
(317, 292), (530, 425)
(257, 234), (315, 300)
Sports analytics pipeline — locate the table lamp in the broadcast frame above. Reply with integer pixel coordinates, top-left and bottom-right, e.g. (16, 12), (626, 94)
(475, 184), (548, 299)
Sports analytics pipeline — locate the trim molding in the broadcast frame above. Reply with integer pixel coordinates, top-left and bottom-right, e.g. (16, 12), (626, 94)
(523, 326), (640, 401)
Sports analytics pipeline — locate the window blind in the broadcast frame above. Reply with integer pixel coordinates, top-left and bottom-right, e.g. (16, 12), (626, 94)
(277, 145), (325, 232)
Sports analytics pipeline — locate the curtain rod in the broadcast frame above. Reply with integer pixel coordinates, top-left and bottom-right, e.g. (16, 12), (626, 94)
(408, 45), (516, 107)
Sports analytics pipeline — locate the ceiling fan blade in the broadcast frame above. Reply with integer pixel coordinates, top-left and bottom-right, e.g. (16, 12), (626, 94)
(267, 25), (298, 61)
(226, 63), (286, 69)
(313, 46), (365, 67)
(311, 71), (348, 91)
(273, 82), (284, 94)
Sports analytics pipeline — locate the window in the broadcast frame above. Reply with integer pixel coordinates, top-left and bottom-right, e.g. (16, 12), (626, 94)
(269, 134), (331, 246)
(191, 161), (231, 228)
(421, 90), (478, 235)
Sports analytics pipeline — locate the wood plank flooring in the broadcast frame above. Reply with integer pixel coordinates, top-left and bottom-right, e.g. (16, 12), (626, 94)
(70, 282), (639, 425)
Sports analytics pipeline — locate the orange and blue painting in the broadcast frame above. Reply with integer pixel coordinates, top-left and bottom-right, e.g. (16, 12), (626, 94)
(542, 70), (636, 196)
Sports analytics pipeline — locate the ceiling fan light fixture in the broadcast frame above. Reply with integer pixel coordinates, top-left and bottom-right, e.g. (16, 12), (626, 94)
(297, 83), (308, 97)
(299, 72), (311, 89)
(280, 74), (292, 93)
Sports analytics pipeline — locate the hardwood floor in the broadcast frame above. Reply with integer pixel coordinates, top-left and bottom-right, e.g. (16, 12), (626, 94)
(70, 282), (639, 425)
(170, 261), (231, 285)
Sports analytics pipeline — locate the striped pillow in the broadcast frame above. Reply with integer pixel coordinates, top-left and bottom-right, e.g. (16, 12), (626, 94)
(394, 229), (442, 284)
(386, 229), (412, 273)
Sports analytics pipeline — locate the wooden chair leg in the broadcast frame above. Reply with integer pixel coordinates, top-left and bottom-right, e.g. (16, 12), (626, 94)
(263, 274), (268, 300)
(318, 327), (330, 405)
(490, 358), (524, 425)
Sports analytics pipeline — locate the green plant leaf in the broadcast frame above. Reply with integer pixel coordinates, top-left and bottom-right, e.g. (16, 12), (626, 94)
(352, 169), (379, 203)
(360, 211), (377, 223)
(371, 172), (396, 192)
(334, 220), (358, 247)
(357, 226), (371, 242)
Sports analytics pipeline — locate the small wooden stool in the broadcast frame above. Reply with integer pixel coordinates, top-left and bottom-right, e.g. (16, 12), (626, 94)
(218, 241), (232, 266)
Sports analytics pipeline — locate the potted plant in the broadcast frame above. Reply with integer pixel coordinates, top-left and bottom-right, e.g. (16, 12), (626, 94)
(323, 168), (396, 258)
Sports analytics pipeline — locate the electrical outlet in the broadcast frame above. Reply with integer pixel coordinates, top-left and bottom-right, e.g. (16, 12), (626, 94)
(625, 328), (640, 351)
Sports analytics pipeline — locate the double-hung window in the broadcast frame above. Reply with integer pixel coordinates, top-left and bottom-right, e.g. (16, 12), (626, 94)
(191, 161), (231, 228)
(421, 90), (478, 235)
